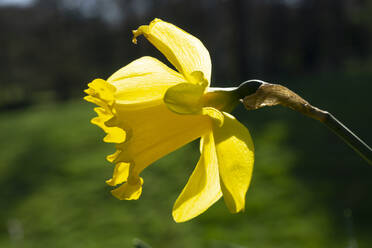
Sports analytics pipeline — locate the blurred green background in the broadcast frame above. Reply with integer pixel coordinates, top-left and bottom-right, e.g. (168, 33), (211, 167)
(1, 0), (371, 247)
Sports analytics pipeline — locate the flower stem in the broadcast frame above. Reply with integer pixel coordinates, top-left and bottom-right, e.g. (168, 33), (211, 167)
(321, 112), (371, 165)
(237, 80), (372, 165)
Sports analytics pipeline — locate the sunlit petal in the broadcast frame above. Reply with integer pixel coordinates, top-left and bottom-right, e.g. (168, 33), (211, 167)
(213, 113), (254, 213)
(132, 18), (212, 83)
(172, 132), (222, 222)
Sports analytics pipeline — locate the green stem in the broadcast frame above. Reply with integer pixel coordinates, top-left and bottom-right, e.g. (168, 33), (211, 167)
(237, 80), (372, 165)
(321, 112), (372, 165)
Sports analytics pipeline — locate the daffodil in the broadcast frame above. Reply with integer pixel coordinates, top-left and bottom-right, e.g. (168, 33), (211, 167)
(84, 18), (254, 222)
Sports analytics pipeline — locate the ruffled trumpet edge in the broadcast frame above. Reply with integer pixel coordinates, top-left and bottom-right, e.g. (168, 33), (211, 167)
(84, 78), (143, 200)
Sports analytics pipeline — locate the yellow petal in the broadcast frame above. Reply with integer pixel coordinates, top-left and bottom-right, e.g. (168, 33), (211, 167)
(106, 162), (130, 186)
(111, 177), (143, 200)
(113, 103), (212, 179)
(172, 132), (222, 223)
(132, 18), (212, 83)
(213, 113), (254, 213)
(108, 56), (186, 110)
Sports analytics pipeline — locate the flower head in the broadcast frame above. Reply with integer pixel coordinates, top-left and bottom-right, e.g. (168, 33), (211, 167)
(84, 18), (254, 222)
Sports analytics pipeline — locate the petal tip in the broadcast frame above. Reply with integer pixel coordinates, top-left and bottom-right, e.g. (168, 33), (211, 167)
(131, 30), (138, 44)
(172, 211), (189, 223)
(132, 25), (149, 44)
(172, 205), (196, 223)
(132, 18), (162, 44)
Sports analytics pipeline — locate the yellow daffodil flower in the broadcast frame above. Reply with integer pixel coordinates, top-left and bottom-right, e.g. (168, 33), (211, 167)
(84, 18), (254, 222)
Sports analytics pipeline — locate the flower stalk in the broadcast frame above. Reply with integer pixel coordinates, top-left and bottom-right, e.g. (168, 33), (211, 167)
(235, 80), (372, 165)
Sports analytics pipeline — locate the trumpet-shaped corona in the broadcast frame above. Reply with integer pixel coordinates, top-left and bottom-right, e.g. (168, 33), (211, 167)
(84, 18), (254, 222)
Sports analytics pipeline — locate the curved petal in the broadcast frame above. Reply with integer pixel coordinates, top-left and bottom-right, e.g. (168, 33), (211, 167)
(163, 81), (224, 126)
(108, 56), (186, 109)
(163, 82), (205, 114)
(172, 132), (222, 223)
(213, 113), (254, 213)
(132, 18), (212, 83)
(201, 107), (224, 127)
